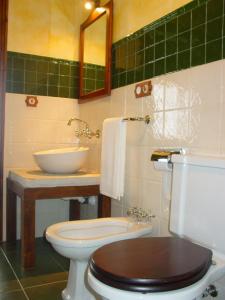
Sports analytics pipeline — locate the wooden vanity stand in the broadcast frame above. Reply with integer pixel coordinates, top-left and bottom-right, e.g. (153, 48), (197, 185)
(6, 171), (111, 269)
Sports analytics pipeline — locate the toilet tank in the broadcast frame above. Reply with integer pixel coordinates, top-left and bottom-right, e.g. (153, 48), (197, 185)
(170, 154), (225, 255)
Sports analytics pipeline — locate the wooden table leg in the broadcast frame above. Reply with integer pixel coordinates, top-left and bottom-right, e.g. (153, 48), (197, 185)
(98, 195), (111, 218)
(21, 195), (35, 269)
(6, 178), (17, 242)
(69, 200), (80, 220)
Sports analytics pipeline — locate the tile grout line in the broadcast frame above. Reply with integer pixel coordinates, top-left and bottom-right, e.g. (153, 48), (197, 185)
(24, 279), (67, 290)
(0, 247), (30, 300)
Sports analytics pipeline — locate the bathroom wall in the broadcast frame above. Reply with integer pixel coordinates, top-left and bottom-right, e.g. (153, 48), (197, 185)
(4, 94), (79, 238)
(113, 0), (191, 42)
(79, 0), (225, 297)
(7, 0), (84, 60)
(4, 0), (83, 239)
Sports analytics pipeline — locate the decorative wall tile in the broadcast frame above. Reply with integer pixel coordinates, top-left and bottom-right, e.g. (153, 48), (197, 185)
(112, 0), (225, 89)
(6, 0), (225, 96)
(6, 52), (79, 99)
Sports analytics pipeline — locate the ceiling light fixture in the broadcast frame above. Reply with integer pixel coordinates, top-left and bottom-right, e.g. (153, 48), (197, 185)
(84, 0), (100, 10)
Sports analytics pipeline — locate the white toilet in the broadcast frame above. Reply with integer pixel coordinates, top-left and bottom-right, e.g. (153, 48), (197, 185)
(46, 217), (152, 300)
(88, 154), (225, 300)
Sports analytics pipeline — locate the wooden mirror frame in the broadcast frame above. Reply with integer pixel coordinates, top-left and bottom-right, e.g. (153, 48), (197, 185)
(78, 0), (113, 103)
(0, 0), (8, 241)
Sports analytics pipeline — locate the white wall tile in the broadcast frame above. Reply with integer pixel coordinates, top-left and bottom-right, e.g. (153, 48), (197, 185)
(79, 59), (225, 243)
(4, 94), (80, 239)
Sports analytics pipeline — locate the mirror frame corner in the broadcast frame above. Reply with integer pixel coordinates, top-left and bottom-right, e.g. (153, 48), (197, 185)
(78, 0), (113, 104)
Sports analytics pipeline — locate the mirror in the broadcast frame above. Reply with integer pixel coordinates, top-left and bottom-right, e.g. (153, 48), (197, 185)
(79, 0), (113, 103)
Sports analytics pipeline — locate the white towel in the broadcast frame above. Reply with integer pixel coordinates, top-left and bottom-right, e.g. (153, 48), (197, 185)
(100, 118), (127, 200)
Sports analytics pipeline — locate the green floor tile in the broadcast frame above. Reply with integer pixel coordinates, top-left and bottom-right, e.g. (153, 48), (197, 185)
(1, 238), (66, 288)
(25, 281), (66, 300)
(0, 290), (27, 300)
(0, 251), (20, 293)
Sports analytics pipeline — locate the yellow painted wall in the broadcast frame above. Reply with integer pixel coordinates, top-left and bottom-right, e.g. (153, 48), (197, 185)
(7, 0), (86, 60)
(8, 0), (192, 60)
(113, 0), (192, 42)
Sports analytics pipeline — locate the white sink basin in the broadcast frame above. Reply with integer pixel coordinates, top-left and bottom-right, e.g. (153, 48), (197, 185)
(33, 147), (89, 174)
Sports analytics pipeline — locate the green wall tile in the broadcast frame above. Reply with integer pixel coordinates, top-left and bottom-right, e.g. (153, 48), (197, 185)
(155, 58), (165, 76)
(59, 87), (70, 97)
(135, 66), (144, 82)
(166, 37), (177, 56)
(60, 75), (70, 86)
(136, 50), (144, 67)
(206, 39), (222, 62)
(119, 72), (126, 86)
(6, 0), (225, 95)
(145, 46), (154, 63)
(49, 61), (59, 74)
(12, 82), (24, 93)
(192, 4), (206, 27)
(59, 63), (70, 76)
(48, 74), (59, 85)
(7, 55), (13, 69)
(145, 30), (155, 47)
(13, 70), (24, 82)
(155, 24), (165, 43)
(127, 70), (135, 84)
(191, 45), (206, 66)
(37, 61), (49, 73)
(127, 38), (136, 56)
(178, 31), (191, 51)
(112, 75), (119, 88)
(96, 80), (104, 89)
(70, 87), (78, 98)
(37, 85), (47, 95)
(166, 18), (178, 39)
(192, 24), (205, 47)
(37, 72), (47, 84)
(25, 60), (37, 71)
(206, 17), (223, 42)
(178, 12), (191, 33)
(223, 38), (225, 58)
(144, 62), (154, 79)
(166, 54), (177, 73)
(70, 65), (79, 77)
(135, 35), (145, 52)
(25, 83), (37, 94)
(155, 42), (165, 60)
(6, 81), (12, 92)
(207, 0), (223, 20)
(48, 86), (59, 97)
(25, 71), (36, 83)
(178, 50), (190, 70)
(126, 55), (135, 70)
(13, 57), (24, 69)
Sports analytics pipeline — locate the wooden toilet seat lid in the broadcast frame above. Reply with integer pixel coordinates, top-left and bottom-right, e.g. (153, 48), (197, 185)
(90, 237), (212, 292)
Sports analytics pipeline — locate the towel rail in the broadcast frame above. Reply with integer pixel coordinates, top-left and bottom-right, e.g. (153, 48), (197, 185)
(122, 115), (150, 124)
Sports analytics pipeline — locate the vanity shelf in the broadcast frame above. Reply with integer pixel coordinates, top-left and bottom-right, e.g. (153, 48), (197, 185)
(6, 169), (111, 269)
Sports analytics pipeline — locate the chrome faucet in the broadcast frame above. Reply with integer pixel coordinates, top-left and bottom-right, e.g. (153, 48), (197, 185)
(67, 117), (101, 139)
(127, 207), (155, 223)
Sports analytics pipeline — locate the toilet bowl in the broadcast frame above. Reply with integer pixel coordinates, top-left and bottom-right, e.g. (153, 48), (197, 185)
(88, 237), (225, 300)
(46, 217), (152, 300)
(88, 154), (225, 300)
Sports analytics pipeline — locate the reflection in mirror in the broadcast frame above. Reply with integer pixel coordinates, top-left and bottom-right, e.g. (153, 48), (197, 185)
(79, 1), (113, 103)
(83, 14), (106, 94)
